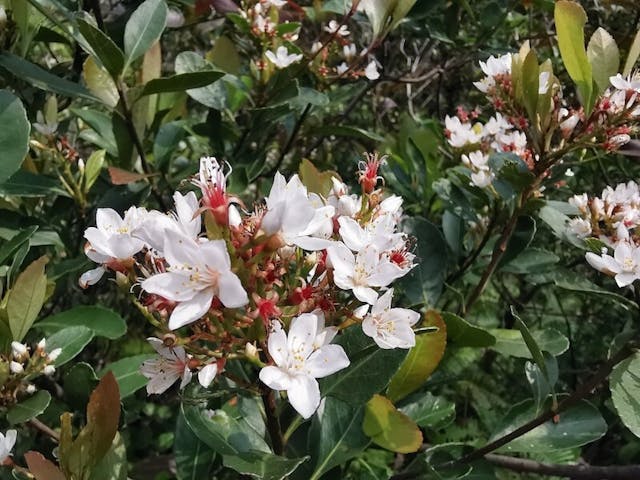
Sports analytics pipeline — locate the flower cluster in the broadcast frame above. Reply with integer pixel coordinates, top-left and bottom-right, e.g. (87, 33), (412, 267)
(568, 181), (640, 287)
(446, 50), (640, 190)
(81, 155), (418, 418)
(1, 339), (61, 408)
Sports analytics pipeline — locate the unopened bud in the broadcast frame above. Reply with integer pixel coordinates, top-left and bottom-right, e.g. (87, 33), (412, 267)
(78, 158), (85, 173)
(11, 342), (28, 358)
(47, 348), (62, 362)
(43, 365), (56, 376)
(26, 384), (37, 394)
(245, 342), (258, 360)
(37, 338), (46, 351)
(10, 361), (24, 374)
(115, 271), (130, 289)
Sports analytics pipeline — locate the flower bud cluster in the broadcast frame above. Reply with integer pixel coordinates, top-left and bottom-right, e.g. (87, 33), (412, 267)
(81, 154), (419, 418)
(568, 181), (640, 287)
(1, 338), (60, 407)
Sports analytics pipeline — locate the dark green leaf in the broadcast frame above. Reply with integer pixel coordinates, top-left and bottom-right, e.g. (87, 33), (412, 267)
(489, 328), (569, 358)
(175, 52), (228, 110)
(0, 171), (70, 197)
(175, 411), (216, 480)
(610, 352), (640, 438)
(47, 325), (94, 366)
(123, 0), (167, 69)
(37, 306), (126, 340)
(99, 354), (154, 399)
(0, 90), (30, 183)
(0, 53), (97, 101)
(7, 390), (51, 424)
(141, 71), (224, 96)
(399, 392), (456, 430)
(91, 433), (128, 480)
(76, 18), (125, 77)
(153, 121), (186, 168)
(0, 226), (38, 266)
(223, 452), (308, 480)
(441, 312), (495, 348)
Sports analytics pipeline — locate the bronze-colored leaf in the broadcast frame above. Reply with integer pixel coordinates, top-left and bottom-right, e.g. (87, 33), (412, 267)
(25, 451), (66, 480)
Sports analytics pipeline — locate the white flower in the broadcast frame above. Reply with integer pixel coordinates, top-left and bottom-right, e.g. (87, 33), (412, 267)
(338, 215), (403, 253)
(470, 169), (494, 188)
(483, 113), (512, 137)
(360, 289), (420, 349)
(445, 115), (482, 148)
(33, 110), (58, 136)
(462, 150), (489, 169)
(585, 242), (640, 287)
(259, 312), (350, 418)
(37, 338), (46, 350)
(11, 342), (27, 358)
(141, 230), (248, 329)
(0, 430), (17, 464)
(265, 0), (288, 8)
(197, 363), (218, 388)
(568, 218), (592, 238)
(10, 361), (23, 374)
(262, 172), (335, 250)
(43, 365), (56, 376)
(324, 20), (349, 36)
(610, 73), (640, 93)
(569, 193), (589, 212)
(473, 53), (512, 92)
(336, 62), (349, 75)
(265, 46), (303, 68)
(327, 178), (360, 218)
(560, 113), (580, 137)
(327, 242), (405, 304)
(141, 337), (192, 394)
(47, 348), (62, 362)
(26, 384), (36, 394)
(138, 192), (201, 251)
(343, 43), (357, 60)
(364, 61), (380, 80)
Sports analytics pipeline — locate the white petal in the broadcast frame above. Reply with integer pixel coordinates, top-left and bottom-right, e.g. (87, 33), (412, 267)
(217, 271), (249, 308)
(168, 289), (213, 329)
(180, 366), (193, 389)
(288, 313), (318, 360)
(353, 285), (378, 304)
(259, 366), (292, 391)
(142, 272), (196, 302)
(372, 288), (393, 315)
(306, 345), (350, 378)
(79, 266), (106, 288)
(338, 217), (367, 251)
(200, 239), (231, 270)
(267, 322), (289, 366)
(163, 229), (200, 268)
(96, 208), (124, 232)
(287, 375), (321, 419)
(198, 363), (218, 388)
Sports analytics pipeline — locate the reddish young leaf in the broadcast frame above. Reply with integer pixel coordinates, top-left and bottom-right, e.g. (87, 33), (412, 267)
(25, 451), (66, 480)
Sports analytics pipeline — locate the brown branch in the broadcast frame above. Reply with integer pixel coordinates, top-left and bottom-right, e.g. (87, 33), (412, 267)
(484, 453), (640, 479)
(261, 387), (284, 455)
(437, 340), (638, 470)
(28, 418), (60, 442)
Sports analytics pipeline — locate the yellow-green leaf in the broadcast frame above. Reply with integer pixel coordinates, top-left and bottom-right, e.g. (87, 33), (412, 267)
(623, 29), (640, 77)
(587, 27), (620, 94)
(386, 310), (447, 402)
(363, 394), (422, 453)
(554, 0), (594, 114)
(521, 49), (539, 123)
(7, 256), (48, 341)
(298, 159), (338, 197)
(83, 57), (119, 108)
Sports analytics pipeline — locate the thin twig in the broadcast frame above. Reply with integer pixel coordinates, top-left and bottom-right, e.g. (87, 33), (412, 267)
(28, 418), (60, 442)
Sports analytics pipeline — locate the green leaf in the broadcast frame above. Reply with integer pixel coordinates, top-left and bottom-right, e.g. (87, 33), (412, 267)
(8, 256), (48, 341)
(491, 398), (606, 453)
(99, 354), (154, 399)
(174, 51), (227, 109)
(0, 226), (38, 266)
(399, 392), (456, 430)
(319, 327), (408, 405)
(83, 57), (119, 108)
(308, 397), (370, 480)
(623, 29), (640, 77)
(0, 171), (70, 197)
(46, 325), (94, 366)
(498, 216), (536, 267)
(298, 159), (337, 197)
(84, 149), (105, 192)
(489, 328), (569, 359)
(398, 217), (448, 306)
(153, 121), (186, 168)
(181, 403), (270, 455)
(387, 311), (447, 402)
(63, 362), (98, 411)
(0, 90), (30, 183)
(554, 1), (594, 114)
(223, 452), (308, 480)
(610, 352), (640, 438)
(500, 248), (559, 274)
(7, 390), (51, 424)
(511, 307), (549, 380)
(124, 0), (167, 69)
(312, 125), (384, 143)
(441, 312), (495, 348)
(521, 49), (539, 121)
(141, 71), (224, 96)
(91, 432), (128, 480)
(587, 27), (620, 94)
(37, 305), (126, 340)
(175, 411), (216, 480)
(363, 394), (422, 453)
(525, 353), (558, 414)
(76, 18), (125, 78)
(0, 53), (97, 101)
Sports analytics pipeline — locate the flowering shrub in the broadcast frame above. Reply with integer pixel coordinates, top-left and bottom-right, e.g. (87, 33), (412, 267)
(2, 0), (640, 479)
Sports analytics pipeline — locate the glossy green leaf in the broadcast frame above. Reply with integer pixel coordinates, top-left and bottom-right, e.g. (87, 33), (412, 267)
(8, 256), (48, 341)
(308, 397), (370, 480)
(0, 90), (30, 183)
(0, 226), (38, 266)
(399, 217), (448, 306)
(0, 171), (70, 197)
(441, 312), (495, 348)
(141, 71), (224, 96)
(99, 354), (153, 399)
(587, 27), (620, 93)
(76, 18), (124, 78)
(363, 394), (422, 453)
(153, 121), (186, 168)
(501, 248), (559, 274)
(223, 452), (308, 480)
(498, 216), (536, 267)
(554, 1), (594, 114)
(91, 433), (128, 480)
(63, 362), (98, 411)
(489, 328), (569, 359)
(37, 305), (126, 340)
(610, 352), (640, 438)
(7, 390), (51, 424)
(84, 149), (105, 192)
(623, 29), (640, 77)
(387, 311), (447, 402)
(123, 0), (167, 69)
(175, 51), (227, 109)
(521, 49), (539, 121)
(0, 53), (97, 101)
(182, 403), (270, 455)
(46, 325), (94, 366)
(525, 353), (558, 414)
(312, 125), (384, 143)
(319, 327), (408, 405)
(399, 392), (456, 430)
(83, 57), (119, 108)
(512, 307), (549, 379)
(72, 108), (119, 156)
(491, 398), (606, 453)
(175, 411), (216, 480)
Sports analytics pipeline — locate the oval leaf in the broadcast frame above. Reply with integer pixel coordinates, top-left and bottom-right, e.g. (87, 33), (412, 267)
(610, 352), (640, 438)
(124, 0), (167, 69)
(0, 90), (30, 183)
(8, 256), (48, 341)
(47, 325), (94, 365)
(8, 390), (51, 424)
(363, 394), (423, 453)
(587, 27), (620, 94)
(37, 305), (126, 340)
